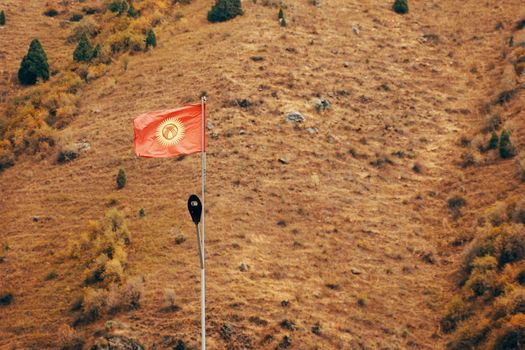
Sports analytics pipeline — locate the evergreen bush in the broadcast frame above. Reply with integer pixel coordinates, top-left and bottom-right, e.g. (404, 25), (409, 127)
(499, 130), (516, 159)
(145, 29), (157, 50)
(278, 8), (286, 26)
(73, 33), (94, 63)
(0, 11), (5, 26)
(208, 0), (243, 22)
(116, 168), (126, 189)
(393, 0), (408, 14)
(488, 131), (499, 150)
(18, 39), (50, 85)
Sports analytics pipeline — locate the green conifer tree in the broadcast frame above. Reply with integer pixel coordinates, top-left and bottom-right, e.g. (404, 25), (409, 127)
(127, 2), (139, 18)
(145, 29), (157, 50)
(488, 131), (499, 150)
(116, 168), (127, 189)
(18, 39), (50, 85)
(278, 8), (286, 26)
(207, 0), (243, 23)
(499, 130), (516, 159)
(118, 1), (129, 16)
(393, 0), (408, 14)
(92, 44), (101, 60)
(0, 11), (6, 26)
(109, 0), (120, 12)
(73, 33), (94, 63)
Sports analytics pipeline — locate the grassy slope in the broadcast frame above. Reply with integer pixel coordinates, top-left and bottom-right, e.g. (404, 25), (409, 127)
(0, 0), (523, 349)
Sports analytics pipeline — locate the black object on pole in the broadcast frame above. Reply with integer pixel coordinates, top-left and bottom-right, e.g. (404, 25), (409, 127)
(188, 194), (202, 225)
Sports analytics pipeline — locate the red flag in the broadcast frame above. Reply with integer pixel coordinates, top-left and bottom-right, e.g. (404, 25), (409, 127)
(133, 103), (205, 158)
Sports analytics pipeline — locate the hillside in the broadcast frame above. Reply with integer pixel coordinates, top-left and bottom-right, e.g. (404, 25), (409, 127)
(1, 0), (524, 349)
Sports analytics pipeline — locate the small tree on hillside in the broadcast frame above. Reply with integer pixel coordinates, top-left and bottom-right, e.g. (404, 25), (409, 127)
(92, 44), (102, 60)
(499, 130), (516, 159)
(488, 131), (499, 150)
(0, 11), (6, 26)
(278, 8), (286, 27)
(393, 0), (409, 14)
(73, 33), (94, 62)
(127, 2), (139, 18)
(207, 0), (243, 23)
(145, 29), (157, 50)
(117, 1), (129, 16)
(116, 168), (127, 189)
(18, 39), (50, 85)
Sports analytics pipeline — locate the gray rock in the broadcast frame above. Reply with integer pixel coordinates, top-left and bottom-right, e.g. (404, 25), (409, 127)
(351, 267), (362, 275)
(343, 62), (349, 68)
(278, 158), (289, 165)
(90, 335), (144, 350)
(239, 128), (246, 135)
(239, 262), (249, 272)
(75, 142), (91, 151)
(352, 24), (360, 35)
(206, 121), (214, 131)
(306, 127), (318, 135)
(285, 112), (305, 123)
(312, 98), (330, 112)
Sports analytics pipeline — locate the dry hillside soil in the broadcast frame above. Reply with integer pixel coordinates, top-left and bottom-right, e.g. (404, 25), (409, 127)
(1, 0), (524, 349)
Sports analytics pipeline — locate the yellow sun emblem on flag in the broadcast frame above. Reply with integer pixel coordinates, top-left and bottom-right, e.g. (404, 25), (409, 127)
(156, 118), (185, 147)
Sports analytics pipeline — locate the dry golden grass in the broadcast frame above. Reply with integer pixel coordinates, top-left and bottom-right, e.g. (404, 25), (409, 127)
(1, 0), (525, 349)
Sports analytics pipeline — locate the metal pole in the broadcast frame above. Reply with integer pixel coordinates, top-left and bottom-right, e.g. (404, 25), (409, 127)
(195, 225), (204, 269)
(200, 96), (206, 350)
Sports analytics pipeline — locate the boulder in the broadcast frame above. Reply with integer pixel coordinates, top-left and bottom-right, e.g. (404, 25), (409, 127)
(89, 335), (144, 350)
(285, 112), (305, 123)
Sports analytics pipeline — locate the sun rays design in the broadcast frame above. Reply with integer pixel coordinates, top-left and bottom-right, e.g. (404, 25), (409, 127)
(156, 117), (185, 147)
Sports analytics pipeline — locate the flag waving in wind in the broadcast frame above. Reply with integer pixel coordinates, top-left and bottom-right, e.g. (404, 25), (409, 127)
(133, 103), (205, 158)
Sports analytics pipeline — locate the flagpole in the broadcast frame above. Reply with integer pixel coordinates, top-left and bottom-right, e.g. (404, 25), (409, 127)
(200, 96), (207, 350)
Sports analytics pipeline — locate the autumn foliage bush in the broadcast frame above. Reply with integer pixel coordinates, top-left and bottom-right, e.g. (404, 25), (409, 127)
(0, 0), (171, 171)
(68, 209), (143, 325)
(444, 226), (525, 348)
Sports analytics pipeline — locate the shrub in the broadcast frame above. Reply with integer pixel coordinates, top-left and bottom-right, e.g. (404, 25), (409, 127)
(492, 314), (525, 350)
(0, 292), (13, 305)
(116, 168), (126, 189)
(466, 269), (500, 297)
(145, 29), (157, 50)
(108, 30), (144, 53)
(123, 277), (143, 309)
(278, 8), (286, 27)
(102, 259), (124, 284)
(117, 1), (129, 16)
(0, 10), (5, 26)
(164, 288), (177, 310)
(109, 0), (121, 12)
(45, 271), (58, 280)
(499, 230), (525, 266)
(447, 318), (491, 350)
(68, 18), (99, 43)
(516, 157), (525, 182)
(517, 19), (525, 30)
(499, 130), (516, 159)
(58, 324), (85, 350)
(18, 39), (50, 85)
(488, 131), (499, 150)
(81, 288), (107, 322)
(138, 208), (145, 218)
(70, 13), (83, 22)
(441, 296), (470, 333)
(0, 146), (15, 171)
(44, 9), (58, 17)
(448, 195), (466, 219)
(207, 0), (243, 22)
(73, 33), (94, 63)
(392, 0), (408, 14)
(127, 3), (139, 18)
